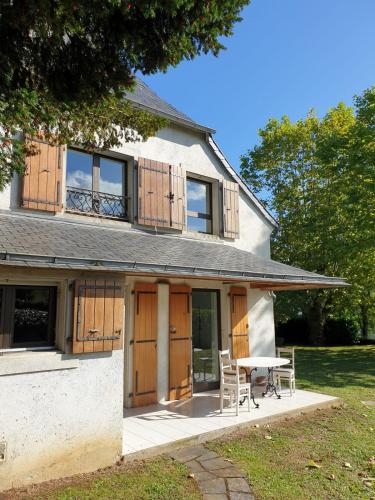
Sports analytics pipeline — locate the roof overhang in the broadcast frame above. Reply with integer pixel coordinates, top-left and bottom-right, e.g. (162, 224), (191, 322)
(0, 251), (349, 291)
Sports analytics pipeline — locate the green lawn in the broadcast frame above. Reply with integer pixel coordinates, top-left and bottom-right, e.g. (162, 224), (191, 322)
(6, 458), (201, 500)
(209, 345), (375, 500)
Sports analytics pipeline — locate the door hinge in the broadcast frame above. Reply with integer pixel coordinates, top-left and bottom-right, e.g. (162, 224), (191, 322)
(128, 392), (133, 398)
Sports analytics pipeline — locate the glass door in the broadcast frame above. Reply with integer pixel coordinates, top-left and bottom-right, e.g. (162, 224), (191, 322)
(192, 290), (221, 392)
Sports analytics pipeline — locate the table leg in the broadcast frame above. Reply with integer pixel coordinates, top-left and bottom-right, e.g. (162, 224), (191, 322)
(239, 367), (259, 408)
(262, 368), (282, 399)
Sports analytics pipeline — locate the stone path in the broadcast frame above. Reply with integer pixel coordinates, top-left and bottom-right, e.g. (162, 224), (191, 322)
(169, 445), (254, 500)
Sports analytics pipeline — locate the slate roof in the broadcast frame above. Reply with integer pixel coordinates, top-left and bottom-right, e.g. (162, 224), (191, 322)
(125, 78), (215, 134)
(0, 213), (347, 287)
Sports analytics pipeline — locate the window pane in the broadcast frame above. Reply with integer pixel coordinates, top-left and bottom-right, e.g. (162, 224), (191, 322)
(187, 216), (212, 234)
(187, 179), (211, 215)
(99, 158), (124, 196)
(12, 287), (55, 346)
(66, 150), (93, 190)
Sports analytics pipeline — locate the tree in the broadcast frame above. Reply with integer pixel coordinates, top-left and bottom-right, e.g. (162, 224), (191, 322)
(0, 1), (250, 189)
(240, 88), (375, 345)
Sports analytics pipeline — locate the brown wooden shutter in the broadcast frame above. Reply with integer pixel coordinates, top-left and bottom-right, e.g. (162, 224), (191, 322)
(22, 138), (64, 213)
(223, 179), (240, 239)
(170, 164), (186, 230)
(229, 286), (249, 359)
(137, 157), (170, 227)
(72, 279), (124, 354)
(132, 283), (158, 407)
(169, 285), (192, 400)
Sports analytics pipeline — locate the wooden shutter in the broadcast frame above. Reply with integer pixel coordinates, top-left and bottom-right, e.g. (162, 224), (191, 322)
(229, 286), (249, 359)
(137, 157), (170, 227)
(72, 279), (124, 354)
(169, 285), (192, 400)
(223, 179), (240, 239)
(22, 138), (64, 213)
(170, 164), (186, 230)
(132, 283), (158, 407)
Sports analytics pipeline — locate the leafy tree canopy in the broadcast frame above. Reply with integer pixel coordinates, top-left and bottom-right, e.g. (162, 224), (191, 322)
(241, 87), (375, 344)
(0, 0), (249, 189)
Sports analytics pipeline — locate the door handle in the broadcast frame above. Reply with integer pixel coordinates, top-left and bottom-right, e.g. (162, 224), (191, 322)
(170, 326), (176, 334)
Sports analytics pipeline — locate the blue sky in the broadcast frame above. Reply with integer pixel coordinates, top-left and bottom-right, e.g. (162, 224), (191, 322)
(143, 0), (375, 171)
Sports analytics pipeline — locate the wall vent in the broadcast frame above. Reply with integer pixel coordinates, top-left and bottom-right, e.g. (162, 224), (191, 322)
(0, 442), (6, 462)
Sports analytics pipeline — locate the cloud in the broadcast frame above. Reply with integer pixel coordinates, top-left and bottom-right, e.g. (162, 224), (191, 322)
(187, 182), (206, 201)
(67, 170), (122, 195)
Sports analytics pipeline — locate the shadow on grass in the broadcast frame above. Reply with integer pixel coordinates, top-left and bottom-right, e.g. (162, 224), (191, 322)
(295, 346), (375, 390)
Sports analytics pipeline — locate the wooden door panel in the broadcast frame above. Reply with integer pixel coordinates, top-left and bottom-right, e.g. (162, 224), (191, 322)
(230, 286), (250, 359)
(133, 283), (158, 407)
(169, 285), (192, 400)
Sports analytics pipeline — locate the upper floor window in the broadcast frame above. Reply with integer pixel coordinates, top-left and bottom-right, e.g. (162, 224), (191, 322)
(187, 178), (212, 234)
(66, 149), (128, 220)
(0, 285), (57, 349)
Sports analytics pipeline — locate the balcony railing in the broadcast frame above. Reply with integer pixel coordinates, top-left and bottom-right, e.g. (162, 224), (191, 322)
(66, 187), (129, 220)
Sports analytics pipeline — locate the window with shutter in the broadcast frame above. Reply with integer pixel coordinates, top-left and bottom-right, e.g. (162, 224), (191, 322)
(223, 179), (240, 239)
(229, 286), (250, 359)
(22, 138), (64, 213)
(72, 279), (124, 354)
(137, 157), (186, 230)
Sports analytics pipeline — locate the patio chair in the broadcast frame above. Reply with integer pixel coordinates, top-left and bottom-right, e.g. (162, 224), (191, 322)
(219, 349), (251, 416)
(273, 347), (296, 396)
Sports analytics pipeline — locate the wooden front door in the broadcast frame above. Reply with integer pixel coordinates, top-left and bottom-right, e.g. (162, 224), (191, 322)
(229, 286), (250, 359)
(169, 285), (192, 400)
(133, 283), (158, 407)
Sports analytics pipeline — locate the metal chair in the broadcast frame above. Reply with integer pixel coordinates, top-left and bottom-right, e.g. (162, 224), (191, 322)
(273, 347), (296, 396)
(219, 349), (251, 416)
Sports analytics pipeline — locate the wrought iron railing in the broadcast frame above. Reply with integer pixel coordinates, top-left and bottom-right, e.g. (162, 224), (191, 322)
(66, 187), (129, 220)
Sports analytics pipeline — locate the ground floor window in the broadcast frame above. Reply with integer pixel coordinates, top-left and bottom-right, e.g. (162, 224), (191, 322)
(0, 285), (57, 349)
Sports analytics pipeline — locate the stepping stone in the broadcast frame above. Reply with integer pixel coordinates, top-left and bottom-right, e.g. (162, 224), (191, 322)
(193, 471), (217, 482)
(227, 477), (251, 493)
(203, 495), (229, 500)
(197, 450), (219, 461)
(212, 467), (246, 478)
(229, 494), (255, 500)
(201, 458), (232, 471)
(199, 478), (227, 494)
(185, 459), (206, 473)
(169, 445), (207, 463)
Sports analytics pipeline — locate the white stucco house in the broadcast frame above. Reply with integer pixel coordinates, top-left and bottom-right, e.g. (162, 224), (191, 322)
(0, 79), (346, 491)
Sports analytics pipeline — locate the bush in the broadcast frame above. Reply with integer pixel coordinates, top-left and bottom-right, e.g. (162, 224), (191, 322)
(275, 318), (310, 345)
(324, 318), (360, 346)
(276, 317), (360, 346)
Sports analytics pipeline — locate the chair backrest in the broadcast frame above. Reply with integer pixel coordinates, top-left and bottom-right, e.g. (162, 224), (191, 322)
(218, 350), (242, 385)
(276, 347), (295, 370)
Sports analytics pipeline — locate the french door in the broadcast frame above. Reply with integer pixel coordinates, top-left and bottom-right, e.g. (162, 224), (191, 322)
(192, 289), (221, 392)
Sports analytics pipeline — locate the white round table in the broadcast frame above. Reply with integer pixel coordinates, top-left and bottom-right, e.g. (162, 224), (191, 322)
(234, 357), (290, 404)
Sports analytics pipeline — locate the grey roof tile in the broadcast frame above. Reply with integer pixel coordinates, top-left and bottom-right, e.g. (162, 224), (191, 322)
(0, 213), (347, 286)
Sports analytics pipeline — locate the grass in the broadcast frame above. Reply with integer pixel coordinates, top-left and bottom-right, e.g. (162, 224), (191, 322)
(4, 457), (201, 500)
(208, 345), (375, 500)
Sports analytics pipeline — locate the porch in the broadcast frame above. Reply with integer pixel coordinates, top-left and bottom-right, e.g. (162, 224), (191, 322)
(123, 388), (339, 457)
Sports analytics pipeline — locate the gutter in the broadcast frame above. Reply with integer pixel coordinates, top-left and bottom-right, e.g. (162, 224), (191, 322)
(0, 251), (348, 287)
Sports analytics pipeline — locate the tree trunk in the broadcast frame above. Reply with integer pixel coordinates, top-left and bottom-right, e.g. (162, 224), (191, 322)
(359, 303), (369, 341)
(307, 298), (327, 346)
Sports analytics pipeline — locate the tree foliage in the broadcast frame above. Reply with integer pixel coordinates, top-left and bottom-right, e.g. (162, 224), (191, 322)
(0, 0), (249, 190)
(241, 87), (375, 344)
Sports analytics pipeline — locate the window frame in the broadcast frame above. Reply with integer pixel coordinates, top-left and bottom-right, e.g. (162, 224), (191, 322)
(0, 285), (57, 350)
(65, 148), (129, 220)
(186, 177), (213, 234)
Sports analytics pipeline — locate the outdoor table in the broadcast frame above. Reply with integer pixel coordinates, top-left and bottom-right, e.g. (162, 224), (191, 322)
(233, 356), (290, 407)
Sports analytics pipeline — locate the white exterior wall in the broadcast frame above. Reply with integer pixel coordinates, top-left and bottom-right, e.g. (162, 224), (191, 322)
(0, 351), (123, 491)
